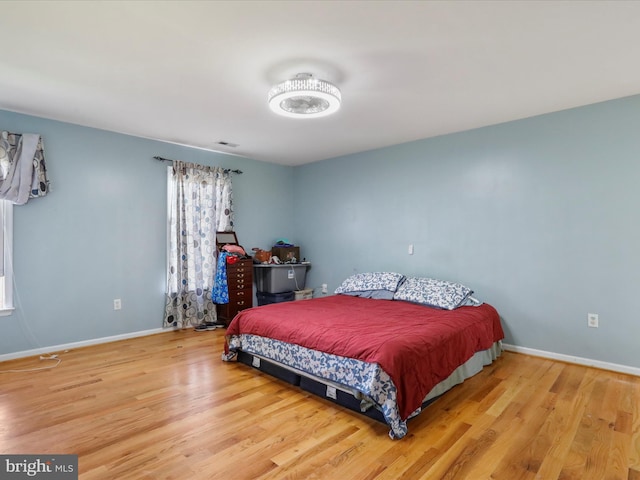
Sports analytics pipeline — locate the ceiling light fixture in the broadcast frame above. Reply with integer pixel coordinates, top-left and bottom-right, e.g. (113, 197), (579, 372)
(268, 73), (341, 119)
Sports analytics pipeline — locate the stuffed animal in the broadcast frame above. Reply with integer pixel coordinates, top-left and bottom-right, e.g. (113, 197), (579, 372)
(252, 247), (271, 263)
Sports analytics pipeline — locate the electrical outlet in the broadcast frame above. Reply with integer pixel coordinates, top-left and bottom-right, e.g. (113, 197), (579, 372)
(114, 298), (122, 310)
(408, 244), (414, 255)
(587, 313), (598, 328)
(321, 283), (328, 294)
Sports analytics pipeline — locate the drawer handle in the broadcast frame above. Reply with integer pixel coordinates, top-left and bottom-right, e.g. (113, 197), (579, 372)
(237, 301), (245, 306)
(237, 291), (244, 296)
(237, 273), (244, 277)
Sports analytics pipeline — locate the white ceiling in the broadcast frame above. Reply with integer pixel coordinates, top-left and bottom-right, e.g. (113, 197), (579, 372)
(2, 1), (640, 166)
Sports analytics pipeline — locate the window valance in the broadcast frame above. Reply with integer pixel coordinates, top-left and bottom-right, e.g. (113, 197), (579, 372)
(0, 131), (49, 205)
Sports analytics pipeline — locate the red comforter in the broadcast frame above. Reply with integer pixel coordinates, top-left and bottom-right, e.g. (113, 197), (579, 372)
(225, 295), (503, 419)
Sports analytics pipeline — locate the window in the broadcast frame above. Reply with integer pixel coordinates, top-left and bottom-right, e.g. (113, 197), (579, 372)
(0, 199), (13, 315)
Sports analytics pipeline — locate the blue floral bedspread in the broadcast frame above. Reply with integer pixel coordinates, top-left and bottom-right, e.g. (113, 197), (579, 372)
(223, 333), (416, 439)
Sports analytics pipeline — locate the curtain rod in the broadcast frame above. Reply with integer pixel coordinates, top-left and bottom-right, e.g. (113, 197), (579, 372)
(153, 156), (243, 174)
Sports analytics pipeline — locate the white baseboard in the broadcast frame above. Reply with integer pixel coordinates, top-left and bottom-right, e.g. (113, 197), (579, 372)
(502, 343), (640, 377)
(4, 334), (638, 378)
(0, 327), (170, 363)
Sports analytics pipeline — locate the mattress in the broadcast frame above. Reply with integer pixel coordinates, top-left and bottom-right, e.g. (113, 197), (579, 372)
(223, 294), (504, 438)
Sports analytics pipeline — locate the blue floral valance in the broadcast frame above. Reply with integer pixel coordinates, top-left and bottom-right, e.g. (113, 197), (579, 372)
(0, 131), (49, 205)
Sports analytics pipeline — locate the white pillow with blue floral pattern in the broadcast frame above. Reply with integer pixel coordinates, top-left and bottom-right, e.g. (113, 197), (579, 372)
(341, 289), (396, 300)
(335, 272), (405, 298)
(393, 276), (473, 310)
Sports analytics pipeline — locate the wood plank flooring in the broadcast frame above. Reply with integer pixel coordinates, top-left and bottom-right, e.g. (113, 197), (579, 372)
(1, 329), (639, 479)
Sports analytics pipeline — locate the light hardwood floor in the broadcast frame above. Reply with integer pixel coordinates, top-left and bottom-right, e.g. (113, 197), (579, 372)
(1, 329), (639, 480)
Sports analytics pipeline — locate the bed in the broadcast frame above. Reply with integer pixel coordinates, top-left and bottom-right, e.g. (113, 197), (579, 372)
(223, 273), (504, 439)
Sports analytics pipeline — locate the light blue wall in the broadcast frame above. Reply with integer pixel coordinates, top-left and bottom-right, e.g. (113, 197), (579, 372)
(4, 94), (640, 369)
(293, 95), (640, 369)
(0, 109), (294, 356)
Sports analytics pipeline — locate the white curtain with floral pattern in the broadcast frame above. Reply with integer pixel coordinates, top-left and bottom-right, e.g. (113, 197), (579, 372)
(0, 131), (49, 278)
(163, 160), (233, 329)
(0, 131), (49, 204)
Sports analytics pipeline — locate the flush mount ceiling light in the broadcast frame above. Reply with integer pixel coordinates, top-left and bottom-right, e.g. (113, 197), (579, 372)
(268, 73), (341, 118)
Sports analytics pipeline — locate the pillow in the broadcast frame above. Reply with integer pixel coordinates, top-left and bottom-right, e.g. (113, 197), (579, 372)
(341, 289), (396, 300)
(393, 276), (473, 310)
(334, 272), (405, 298)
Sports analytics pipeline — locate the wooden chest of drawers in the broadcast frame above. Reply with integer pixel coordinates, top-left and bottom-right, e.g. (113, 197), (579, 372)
(216, 258), (253, 326)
